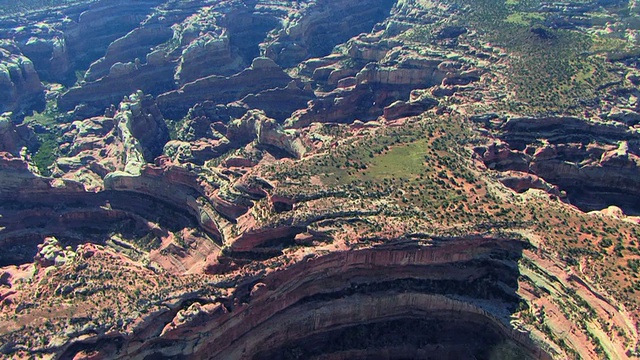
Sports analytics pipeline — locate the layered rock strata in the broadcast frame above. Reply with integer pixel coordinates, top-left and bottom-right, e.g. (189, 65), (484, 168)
(56, 238), (551, 360)
(0, 154), (211, 267)
(0, 42), (45, 116)
(157, 57), (292, 120)
(1, 0), (639, 358)
(476, 115), (640, 214)
(0, 114), (38, 156)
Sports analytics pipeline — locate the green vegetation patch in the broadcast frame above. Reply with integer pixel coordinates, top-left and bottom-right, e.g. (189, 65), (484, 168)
(362, 138), (430, 181)
(448, 0), (630, 114)
(504, 12), (545, 25)
(24, 98), (62, 176)
(263, 115), (493, 229)
(24, 102), (58, 128)
(32, 132), (57, 176)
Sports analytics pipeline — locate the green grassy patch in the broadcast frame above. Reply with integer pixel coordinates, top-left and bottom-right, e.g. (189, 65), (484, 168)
(360, 138), (429, 181)
(24, 110), (57, 128)
(24, 97), (61, 176)
(504, 12), (545, 25)
(263, 115), (491, 227)
(24, 96), (60, 127)
(32, 132), (57, 176)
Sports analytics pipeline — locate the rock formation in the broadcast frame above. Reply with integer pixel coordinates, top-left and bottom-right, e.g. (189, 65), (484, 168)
(1, 0), (640, 359)
(157, 57), (293, 120)
(52, 91), (169, 188)
(0, 113), (38, 156)
(262, 0), (396, 67)
(0, 41), (45, 116)
(476, 115), (640, 214)
(56, 238), (551, 360)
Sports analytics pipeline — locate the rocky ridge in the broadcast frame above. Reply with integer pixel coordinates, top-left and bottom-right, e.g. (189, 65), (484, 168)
(475, 115), (640, 214)
(0, 41), (45, 118)
(1, 0), (640, 359)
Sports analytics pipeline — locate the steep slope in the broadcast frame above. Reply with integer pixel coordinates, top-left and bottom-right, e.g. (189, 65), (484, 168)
(1, 0), (640, 359)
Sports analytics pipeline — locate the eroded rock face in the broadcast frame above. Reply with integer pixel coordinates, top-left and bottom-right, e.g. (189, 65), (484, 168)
(34, 237), (75, 267)
(104, 158), (222, 241)
(18, 35), (70, 84)
(0, 114), (38, 156)
(57, 58), (176, 115)
(117, 91), (169, 163)
(263, 0), (396, 67)
(0, 154), (215, 269)
(84, 25), (174, 82)
(0, 42), (45, 116)
(46, 0), (449, 122)
(157, 57), (293, 120)
(65, 0), (171, 72)
(86, 239), (548, 359)
(284, 39), (472, 127)
(52, 91), (169, 187)
(476, 115), (640, 214)
(0, 0), (166, 85)
(227, 109), (307, 158)
(56, 0), (394, 118)
(3, 0), (640, 359)
(6, 0), (459, 123)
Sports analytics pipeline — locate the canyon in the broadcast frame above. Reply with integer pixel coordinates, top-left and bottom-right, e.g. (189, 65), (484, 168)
(1, 0), (640, 359)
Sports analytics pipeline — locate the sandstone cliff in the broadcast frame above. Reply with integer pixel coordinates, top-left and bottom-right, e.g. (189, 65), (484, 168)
(0, 41), (45, 117)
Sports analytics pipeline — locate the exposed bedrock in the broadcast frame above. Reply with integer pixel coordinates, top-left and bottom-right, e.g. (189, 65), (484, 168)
(225, 7), (280, 66)
(0, 156), (226, 274)
(51, 0), (441, 121)
(495, 171), (560, 197)
(175, 31), (243, 85)
(163, 138), (233, 166)
(227, 110), (308, 158)
(117, 91), (169, 164)
(57, 57), (176, 114)
(171, 4), (282, 84)
(286, 83), (382, 127)
(55, 1), (284, 114)
(251, 307), (529, 360)
(383, 96), (439, 121)
(0, 191), (195, 267)
(0, 115), (38, 156)
(169, 78), (314, 129)
(170, 1), (284, 84)
(16, 34), (71, 84)
(235, 80), (316, 122)
(81, 238), (550, 360)
(53, 91), (169, 186)
(64, 0), (166, 71)
(287, 27), (478, 126)
(0, 156), (199, 266)
(262, 0), (396, 68)
(2, 0), (165, 84)
(157, 57), (292, 120)
(1, 11), (75, 84)
(0, 42), (45, 116)
(84, 24), (174, 82)
(0, 152), (90, 205)
(164, 107), (309, 165)
(476, 116), (640, 214)
(286, 49), (449, 127)
(104, 160), (222, 241)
